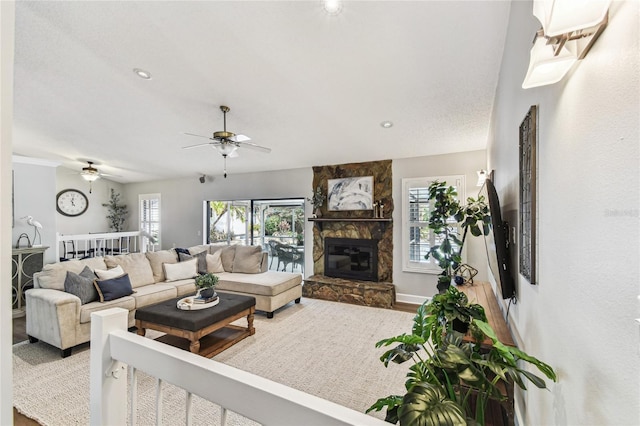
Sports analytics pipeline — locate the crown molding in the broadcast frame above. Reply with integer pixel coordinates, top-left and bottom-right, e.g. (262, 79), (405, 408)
(12, 155), (60, 167)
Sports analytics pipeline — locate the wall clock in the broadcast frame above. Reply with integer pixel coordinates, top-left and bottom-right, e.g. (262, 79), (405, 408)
(56, 189), (89, 217)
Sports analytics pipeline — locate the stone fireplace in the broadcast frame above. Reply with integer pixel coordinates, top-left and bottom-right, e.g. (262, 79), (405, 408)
(303, 159), (395, 308)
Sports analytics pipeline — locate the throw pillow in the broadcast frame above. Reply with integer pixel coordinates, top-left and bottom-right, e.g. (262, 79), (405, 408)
(174, 247), (190, 257)
(63, 266), (99, 304)
(178, 250), (208, 274)
(94, 265), (125, 280)
(219, 246), (237, 272)
(206, 251), (225, 273)
(232, 245), (264, 274)
(163, 258), (198, 282)
(104, 253), (155, 288)
(93, 273), (134, 302)
(145, 250), (178, 282)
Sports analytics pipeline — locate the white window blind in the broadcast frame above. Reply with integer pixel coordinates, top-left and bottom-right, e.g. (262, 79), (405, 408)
(402, 175), (465, 273)
(140, 193), (161, 251)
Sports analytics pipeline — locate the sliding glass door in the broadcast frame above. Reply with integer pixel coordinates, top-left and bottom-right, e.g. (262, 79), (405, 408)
(205, 198), (305, 272)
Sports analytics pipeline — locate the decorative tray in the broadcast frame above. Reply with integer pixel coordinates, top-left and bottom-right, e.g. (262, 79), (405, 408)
(177, 296), (219, 311)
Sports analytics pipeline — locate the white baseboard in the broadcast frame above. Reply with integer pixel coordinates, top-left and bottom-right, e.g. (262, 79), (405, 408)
(396, 293), (430, 305)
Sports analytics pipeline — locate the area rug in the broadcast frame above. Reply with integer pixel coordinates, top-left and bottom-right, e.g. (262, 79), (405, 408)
(13, 298), (416, 425)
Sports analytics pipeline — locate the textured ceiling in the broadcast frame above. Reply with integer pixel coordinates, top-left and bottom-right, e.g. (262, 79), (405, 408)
(13, 1), (511, 183)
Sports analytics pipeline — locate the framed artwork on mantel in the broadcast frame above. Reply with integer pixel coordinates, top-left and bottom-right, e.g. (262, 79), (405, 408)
(519, 105), (537, 285)
(327, 176), (374, 211)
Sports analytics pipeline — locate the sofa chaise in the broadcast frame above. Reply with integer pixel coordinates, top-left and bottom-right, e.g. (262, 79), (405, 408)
(26, 244), (302, 357)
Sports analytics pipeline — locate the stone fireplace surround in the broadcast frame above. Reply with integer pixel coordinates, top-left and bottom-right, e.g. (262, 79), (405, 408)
(302, 160), (395, 308)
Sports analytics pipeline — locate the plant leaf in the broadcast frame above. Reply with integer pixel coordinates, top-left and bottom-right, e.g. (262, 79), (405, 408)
(507, 346), (557, 381)
(366, 394), (403, 424)
(399, 382), (467, 426)
(412, 303), (432, 341)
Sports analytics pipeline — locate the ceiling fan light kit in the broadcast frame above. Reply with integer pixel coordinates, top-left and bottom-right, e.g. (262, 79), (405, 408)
(182, 105), (271, 178)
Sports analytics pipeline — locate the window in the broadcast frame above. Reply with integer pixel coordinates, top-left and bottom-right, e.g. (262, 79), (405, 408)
(139, 193), (161, 251)
(402, 175), (466, 273)
(207, 201), (251, 245)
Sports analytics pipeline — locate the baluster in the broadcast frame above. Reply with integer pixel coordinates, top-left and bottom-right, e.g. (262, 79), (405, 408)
(185, 391), (193, 426)
(221, 407), (228, 426)
(129, 366), (137, 426)
(155, 378), (163, 425)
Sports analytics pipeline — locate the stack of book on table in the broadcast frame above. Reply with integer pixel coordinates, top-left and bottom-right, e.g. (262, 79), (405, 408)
(195, 292), (218, 304)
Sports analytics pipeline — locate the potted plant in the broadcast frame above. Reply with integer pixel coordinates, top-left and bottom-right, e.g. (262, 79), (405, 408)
(102, 189), (129, 232)
(307, 186), (326, 218)
(424, 286), (487, 345)
(424, 181), (490, 293)
(195, 273), (219, 299)
(367, 299), (557, 426)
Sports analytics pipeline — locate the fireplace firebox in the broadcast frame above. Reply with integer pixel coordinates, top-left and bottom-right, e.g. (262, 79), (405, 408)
(324, 237), (378, 282)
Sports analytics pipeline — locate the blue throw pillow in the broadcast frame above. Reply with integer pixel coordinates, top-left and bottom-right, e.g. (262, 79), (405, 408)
(94, 273), (134, 302)
(64, 266), (99, 304)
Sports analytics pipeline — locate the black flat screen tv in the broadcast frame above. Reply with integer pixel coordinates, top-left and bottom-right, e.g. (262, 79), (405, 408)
(480, 178), (515, 300)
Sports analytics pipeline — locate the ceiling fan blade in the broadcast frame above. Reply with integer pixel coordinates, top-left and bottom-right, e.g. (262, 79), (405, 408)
(183, 132), (213, 140)
(238, 141), (271, 154)
(229, 134), (251, 142)
(182, 142), (214, 150)
(228, 150), (240, 158)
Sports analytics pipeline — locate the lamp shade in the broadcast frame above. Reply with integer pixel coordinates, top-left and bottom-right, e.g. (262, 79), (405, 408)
(533, 0), (611, 36)
(216, 144), (238, 156)
(81, 171), (100, 182)
(522, 35), (577, 89)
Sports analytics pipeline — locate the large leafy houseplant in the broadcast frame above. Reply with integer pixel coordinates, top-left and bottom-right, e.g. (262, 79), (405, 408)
(367, 298), (557, 426)
(425, 181), (490, 292)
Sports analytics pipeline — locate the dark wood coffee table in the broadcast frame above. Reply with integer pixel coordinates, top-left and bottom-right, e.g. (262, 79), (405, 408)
(135, 293), (256, 358)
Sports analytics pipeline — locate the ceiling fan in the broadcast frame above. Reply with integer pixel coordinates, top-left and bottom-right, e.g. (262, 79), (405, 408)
(78, 161), (116, 193)
(182, 105), (271, 178)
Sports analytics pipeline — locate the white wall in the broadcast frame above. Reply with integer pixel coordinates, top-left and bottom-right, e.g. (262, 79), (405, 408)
(392, 150), (488, 301)
(55, 166), (125, 235)
(0, 2), (15, 423)
(488, 1), (639, 425)
(12, 158), (58, 264)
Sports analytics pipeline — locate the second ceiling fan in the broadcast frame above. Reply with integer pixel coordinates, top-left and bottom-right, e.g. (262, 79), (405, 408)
(182, 105), (271, 178)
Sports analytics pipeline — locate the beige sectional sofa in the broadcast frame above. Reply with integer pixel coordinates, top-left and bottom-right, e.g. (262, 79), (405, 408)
(26, 244), (302, 357)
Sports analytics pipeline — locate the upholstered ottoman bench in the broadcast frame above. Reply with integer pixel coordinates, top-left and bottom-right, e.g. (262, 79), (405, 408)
(215, 271), (302, 318)
(135, 293), (256, 358)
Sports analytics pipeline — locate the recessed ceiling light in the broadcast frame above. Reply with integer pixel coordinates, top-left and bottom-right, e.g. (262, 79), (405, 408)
(380, 121), (393, 128)
(322, 0), (343, 16)
(133, 68), (152, 80)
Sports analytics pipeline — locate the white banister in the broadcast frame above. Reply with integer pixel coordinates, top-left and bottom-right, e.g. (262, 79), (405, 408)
(91, 308), (388, 426)
(90, 308), (129, 426)
(56, 231), (154, 261)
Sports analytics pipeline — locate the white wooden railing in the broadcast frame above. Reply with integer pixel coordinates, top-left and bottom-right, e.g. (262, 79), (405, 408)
(56, 231), (155, 261)
(90, 308), (387, 426)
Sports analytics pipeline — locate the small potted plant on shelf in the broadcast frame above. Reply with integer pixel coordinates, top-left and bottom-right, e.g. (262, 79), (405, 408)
(195, 273), (219, 299)
(307, 186), (326, 218)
